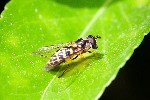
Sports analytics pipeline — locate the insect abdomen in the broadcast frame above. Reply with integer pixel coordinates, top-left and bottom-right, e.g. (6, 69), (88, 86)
(44, 47), (75, 71)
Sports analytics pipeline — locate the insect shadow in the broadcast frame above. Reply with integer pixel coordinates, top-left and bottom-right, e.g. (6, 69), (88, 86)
(48, 52), (104, 78)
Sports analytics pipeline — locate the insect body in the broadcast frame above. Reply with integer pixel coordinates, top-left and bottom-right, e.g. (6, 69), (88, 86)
(33, 35), (101, 71)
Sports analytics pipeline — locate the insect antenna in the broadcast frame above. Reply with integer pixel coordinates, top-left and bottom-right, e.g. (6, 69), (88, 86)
(95, 35), (101, 39)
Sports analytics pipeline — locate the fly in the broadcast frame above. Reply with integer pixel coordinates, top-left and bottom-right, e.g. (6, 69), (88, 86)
(32, 35), (101, 77)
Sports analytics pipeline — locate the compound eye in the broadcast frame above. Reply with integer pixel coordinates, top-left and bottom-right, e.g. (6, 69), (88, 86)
(89, 38), (97, 49)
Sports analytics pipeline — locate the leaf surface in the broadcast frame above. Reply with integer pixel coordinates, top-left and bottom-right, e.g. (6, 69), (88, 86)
(0, 0), (150, 99)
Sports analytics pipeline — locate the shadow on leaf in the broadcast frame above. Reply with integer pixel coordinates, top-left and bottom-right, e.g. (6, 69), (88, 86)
(49, 52), (104, 78)
(54, 0), (121, 8)
(46, 52), (104, 92)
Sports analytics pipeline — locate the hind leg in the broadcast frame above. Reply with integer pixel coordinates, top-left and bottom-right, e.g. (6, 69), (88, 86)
(58, 64), (69, 78)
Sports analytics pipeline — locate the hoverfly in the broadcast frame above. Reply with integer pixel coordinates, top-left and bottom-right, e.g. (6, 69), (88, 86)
(32, 35), (101, 77)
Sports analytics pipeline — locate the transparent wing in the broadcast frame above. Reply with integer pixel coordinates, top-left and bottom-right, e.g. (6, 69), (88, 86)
(32, 41), (75, 58)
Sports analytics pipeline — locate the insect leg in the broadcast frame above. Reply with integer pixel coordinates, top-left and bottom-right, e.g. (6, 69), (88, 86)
(72, 55), (79, 60)
(58, 64), (69, 78)
(88, 51), (92, 53)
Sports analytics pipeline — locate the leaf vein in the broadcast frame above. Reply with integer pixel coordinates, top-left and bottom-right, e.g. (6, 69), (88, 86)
(79, 0), (112, 37)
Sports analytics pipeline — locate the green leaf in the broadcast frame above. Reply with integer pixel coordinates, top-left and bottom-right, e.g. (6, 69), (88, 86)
(0, 0), (149, 99)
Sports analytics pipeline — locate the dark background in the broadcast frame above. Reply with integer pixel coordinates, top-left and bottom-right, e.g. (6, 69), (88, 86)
(1, 0), (150, 100)
(101, 34), (150, 100)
